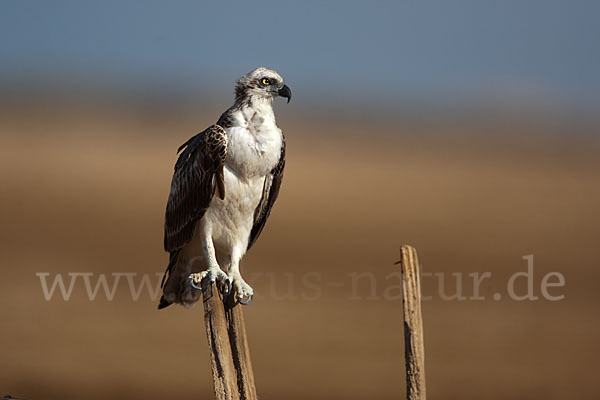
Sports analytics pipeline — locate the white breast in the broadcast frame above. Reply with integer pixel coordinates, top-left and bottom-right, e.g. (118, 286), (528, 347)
(200, 99), (283, 254)
(202, 168), (264, 253)
(225, 100), (283, 178)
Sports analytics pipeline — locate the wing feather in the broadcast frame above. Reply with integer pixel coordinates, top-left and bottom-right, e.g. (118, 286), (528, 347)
(163, 125), (227, 252)
(247, 136), (286, 250)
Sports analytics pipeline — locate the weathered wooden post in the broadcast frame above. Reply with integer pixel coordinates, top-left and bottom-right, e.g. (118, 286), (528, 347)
(201, 245), (426, 400)
(201, 288), (258, 400)
(397, 245), (427, 400)
(224, 298), (258, 400)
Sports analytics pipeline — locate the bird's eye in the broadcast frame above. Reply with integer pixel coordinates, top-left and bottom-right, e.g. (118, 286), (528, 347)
(261, 78), (271, 85)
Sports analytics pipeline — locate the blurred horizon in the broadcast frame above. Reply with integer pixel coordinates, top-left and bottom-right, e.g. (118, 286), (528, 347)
(2, 2), (600, 399)
(2, 0), (600, 117)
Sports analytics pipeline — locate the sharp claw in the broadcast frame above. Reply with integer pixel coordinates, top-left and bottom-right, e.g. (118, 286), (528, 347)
(190, 271), (231, 298)
(189, 277), (202, 291)
(238, 294), (253, 305)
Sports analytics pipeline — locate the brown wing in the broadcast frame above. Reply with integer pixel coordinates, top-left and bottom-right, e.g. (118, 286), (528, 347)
(247, 136), (286, 250)
(163, 125), (227, 252)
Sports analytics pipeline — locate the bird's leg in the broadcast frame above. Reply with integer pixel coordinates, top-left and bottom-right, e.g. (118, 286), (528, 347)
(189, 235), (231, 295)
(228, 250), (254, 305)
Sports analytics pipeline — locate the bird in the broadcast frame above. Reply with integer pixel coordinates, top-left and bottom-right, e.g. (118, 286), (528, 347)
(158, 67), (291, 309)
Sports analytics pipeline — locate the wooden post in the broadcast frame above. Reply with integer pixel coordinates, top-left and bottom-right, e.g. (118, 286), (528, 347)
(397, 245), (427, 400)
(201, 288), (258, 400)
(225, 298), (258, 400)
(202, 290), (239, 400)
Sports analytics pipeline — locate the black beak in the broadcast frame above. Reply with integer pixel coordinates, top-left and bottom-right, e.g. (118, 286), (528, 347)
(278, 84), (292, 103)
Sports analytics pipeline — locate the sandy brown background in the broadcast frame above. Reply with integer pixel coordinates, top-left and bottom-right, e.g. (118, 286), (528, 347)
(1, 98), (599, 399)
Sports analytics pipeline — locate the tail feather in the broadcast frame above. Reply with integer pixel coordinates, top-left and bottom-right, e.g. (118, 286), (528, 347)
(157, 295), (172, 310)
(157, 249), (181, 310)
(161, 249), (181, 288)
(158, 246), (205, 309)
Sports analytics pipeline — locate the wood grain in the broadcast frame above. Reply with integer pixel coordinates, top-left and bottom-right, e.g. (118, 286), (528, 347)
(202, 288), (240, 400)
(225, 297), (258, 400)
(398, 245), (427, 400)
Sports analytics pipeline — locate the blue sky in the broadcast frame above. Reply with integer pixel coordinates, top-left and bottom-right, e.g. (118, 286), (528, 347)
(1, 0), (599, 108)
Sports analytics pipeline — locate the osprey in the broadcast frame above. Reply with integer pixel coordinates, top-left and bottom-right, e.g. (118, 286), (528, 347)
(158, 67), (291, 309)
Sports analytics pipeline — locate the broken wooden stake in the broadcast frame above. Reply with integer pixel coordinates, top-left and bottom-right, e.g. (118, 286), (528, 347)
(398, 245), (427, 400)
(202, 289), (257, 400)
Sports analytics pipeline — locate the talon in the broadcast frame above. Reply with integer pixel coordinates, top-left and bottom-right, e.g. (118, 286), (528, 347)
(230, 297), (240, 308)
(189, 277), (202, 291)
(238, 294), (253, 305)
(229, 274), (254, 306)
(189, 269), (229, 297)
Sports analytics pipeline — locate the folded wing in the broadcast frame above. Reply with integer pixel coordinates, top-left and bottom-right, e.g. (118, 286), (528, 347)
(247, 137), (286, 250)
(163, 125), (228, 252)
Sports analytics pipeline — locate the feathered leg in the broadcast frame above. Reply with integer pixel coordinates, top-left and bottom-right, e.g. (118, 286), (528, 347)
(189, 233), (231, 294)
(227, 246), (254, 305)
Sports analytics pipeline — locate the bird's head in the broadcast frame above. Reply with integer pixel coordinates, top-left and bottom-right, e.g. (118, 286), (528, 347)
(235, 67), (292, 104)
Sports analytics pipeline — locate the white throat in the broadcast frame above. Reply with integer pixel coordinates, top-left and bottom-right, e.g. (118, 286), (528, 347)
(225, 97), (283, 178)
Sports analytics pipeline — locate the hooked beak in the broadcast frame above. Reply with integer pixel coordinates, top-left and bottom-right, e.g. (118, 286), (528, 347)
(278, 84), (292, 103)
